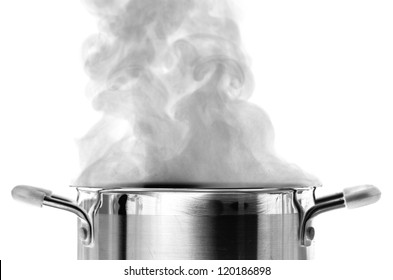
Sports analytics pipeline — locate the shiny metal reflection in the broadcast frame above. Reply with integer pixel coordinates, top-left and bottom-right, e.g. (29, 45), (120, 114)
(77, 188), (313, 260)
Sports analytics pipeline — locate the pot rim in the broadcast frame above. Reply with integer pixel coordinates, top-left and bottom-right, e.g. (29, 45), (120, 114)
(71, 182), (321, 193)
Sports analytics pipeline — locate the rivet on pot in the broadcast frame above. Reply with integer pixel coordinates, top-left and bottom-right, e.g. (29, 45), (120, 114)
(306, 227), (315, 241)
(79, 227), (88, 241)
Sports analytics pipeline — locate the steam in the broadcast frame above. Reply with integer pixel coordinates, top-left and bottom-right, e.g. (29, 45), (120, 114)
(76, 0), (318, 186)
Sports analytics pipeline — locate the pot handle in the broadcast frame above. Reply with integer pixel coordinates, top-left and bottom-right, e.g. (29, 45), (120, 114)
(11, 185), (93, 244)
(300, 184), (381, 246)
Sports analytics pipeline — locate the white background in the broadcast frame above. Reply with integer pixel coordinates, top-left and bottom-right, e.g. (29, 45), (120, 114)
(0, 0), (392, 279)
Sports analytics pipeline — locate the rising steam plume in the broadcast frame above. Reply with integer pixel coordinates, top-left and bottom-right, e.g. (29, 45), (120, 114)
(76, 0), (318, 187)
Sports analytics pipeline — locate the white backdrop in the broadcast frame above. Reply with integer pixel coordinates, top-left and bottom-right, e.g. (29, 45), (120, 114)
(0, 1), (392, 279)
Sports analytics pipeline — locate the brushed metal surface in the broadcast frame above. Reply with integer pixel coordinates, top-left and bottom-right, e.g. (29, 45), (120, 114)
(77, 188), (314, 260)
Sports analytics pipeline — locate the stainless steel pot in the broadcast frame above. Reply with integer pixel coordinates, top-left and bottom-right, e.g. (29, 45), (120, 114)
(12, 183), (381, 260)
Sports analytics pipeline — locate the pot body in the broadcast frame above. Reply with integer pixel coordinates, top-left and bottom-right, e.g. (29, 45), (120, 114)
(76, 186), (316, 260)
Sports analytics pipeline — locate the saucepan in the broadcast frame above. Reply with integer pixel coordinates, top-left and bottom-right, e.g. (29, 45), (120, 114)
(11, 183), (381, 259)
